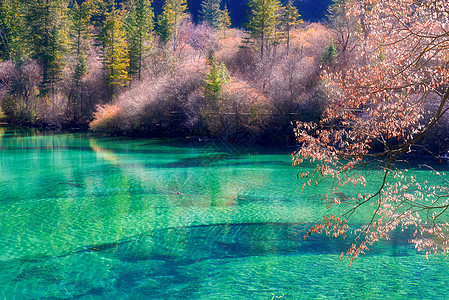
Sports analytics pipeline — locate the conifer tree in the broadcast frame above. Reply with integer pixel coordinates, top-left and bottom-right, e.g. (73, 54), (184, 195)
(326, 0), (358, 61)
(246, 0), (282, 58)
(217, 4), (231, 38)
(280, 0), (302, 55)
(26, 0), (69, 96)
(321, 40), (338, 66)
(69, 0), (91, 120)
(125, 0), (154, 81)
(157, 0), (187, 45)
(199, 0), (221, 29)
(100, 5), (130, 100)
(89, 0), (113, 31)
(204, 52), (229, 104)
(0, 0), (27, 61)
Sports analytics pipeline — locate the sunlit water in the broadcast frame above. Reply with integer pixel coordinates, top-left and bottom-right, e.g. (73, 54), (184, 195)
(1, 126), (449, 299)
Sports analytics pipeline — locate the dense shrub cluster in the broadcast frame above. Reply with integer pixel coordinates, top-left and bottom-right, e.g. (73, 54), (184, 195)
(0, 52), (106, 128)
(89, 24), (330, 144)
(0, 0), (331, 145)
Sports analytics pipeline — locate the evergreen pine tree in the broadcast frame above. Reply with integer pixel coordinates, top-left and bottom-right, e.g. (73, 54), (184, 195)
(199, 0), (221, 29)
(100, 4), (130, 100)
(69, 0), (91, 120)
(246, 0), (282, 58)
(26, 0), (69, 96)
(217, 4), (231, 38)
(89, 0), (113, 31)
(321, 41), (338, 66)
(204, 53), (229, 104)
(327, 0), (348, 24)
(280, 0), (302, 54)
(0, 0), (28, 61)
(125, 0), (154, 81)
(157, 0), (187, 45)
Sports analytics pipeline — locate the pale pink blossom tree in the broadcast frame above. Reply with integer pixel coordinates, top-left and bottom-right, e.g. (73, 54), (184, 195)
(294, 0), (449, 264)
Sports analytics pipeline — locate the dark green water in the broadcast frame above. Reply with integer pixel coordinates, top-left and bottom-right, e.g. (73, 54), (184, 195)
(1, 127), (449, 299)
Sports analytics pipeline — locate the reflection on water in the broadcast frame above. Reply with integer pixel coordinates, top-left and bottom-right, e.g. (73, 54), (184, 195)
(1, 127), (449, 299)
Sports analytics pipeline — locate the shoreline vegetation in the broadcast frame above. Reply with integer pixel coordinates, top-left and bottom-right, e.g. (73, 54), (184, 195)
(0, 0), (447, 152)
(0, 0), (329, 146)
(3, 0), (449, 262)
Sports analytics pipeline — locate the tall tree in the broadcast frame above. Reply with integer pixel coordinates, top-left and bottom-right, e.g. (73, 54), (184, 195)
(295, 0), (449, 263)
(246, 0), (282, 58)
(69, 0), (91, 120)
(0, 0), (27, 61)
(217, 4), (231, 38)
(199, 0), (221, 29)
(100, 4), (130, 100)
(157, 0), (187, 45)
(279, 0), (302, 55)
(125, 0), (154, 81)
(26, 0), (69, 96)
(326, 0), (358, 63)
(89, 0), (113, 31)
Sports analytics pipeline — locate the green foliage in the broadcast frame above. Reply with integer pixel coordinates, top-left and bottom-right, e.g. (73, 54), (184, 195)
(70, 1), (91, 83)
(327, 0), (350, 24)
(246, 0), (282, 57)
(217, 4), (231, 38)
(279, 0), (302, 53)
(0, 106), (5, 121)
(89, 0), (114, 30)
(0, 0), (28, 61)
(280, 1), (301, 30)
(321, 41), (338, 65)
(125, 0), (154, 80)
(199, 0), (222, 28)
(203, 53), (230, 103)
(157, 16), (171, 45)
(26, 0), (69, 96)
(1, 88), (37, 125)
(157, 0), (187, 45)
(100, 5), (130, 98)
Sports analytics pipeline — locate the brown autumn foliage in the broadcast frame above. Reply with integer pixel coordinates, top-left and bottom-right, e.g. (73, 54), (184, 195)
(0, 46), (107, 128)
(0, 60), (40, 124)
(0, 12), (332, 143)
(89, 23), (331, 143)
(91, 56), (207, 136)
(294, 0), (449, 263)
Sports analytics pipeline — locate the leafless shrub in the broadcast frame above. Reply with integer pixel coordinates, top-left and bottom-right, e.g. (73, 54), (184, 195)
(186, 76), (273, 142)
(0, 60), (15, 93)
(188, 23), (219, 58)
(0, 60), (40, 124)
(215, 29), (244, 65)
(90, 57), (207, 136)
(0, 20), (330, 143)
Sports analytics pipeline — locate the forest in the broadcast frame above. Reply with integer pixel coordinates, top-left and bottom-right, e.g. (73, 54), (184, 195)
(0, 0), (335, 146)
(0, 0), (448, 149)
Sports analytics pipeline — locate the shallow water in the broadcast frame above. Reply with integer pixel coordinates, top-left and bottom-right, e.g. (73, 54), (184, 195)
(1, 127), (449, 299)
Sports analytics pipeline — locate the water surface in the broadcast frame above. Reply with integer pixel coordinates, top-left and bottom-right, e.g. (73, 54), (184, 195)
(1, 127), (448, 299)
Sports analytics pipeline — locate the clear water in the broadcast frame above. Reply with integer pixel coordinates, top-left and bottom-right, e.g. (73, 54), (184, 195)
(1, 126), (449, 299)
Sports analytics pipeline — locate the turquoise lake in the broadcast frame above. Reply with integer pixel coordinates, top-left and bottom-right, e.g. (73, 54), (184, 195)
(1, 126), (449, 299)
